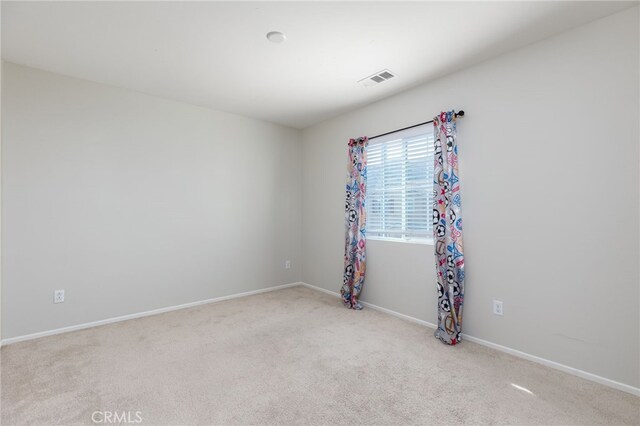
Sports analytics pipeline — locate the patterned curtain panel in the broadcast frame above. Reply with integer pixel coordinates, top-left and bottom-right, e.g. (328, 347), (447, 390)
(433, 111), (466, 345)
(341, 137), (368, 310)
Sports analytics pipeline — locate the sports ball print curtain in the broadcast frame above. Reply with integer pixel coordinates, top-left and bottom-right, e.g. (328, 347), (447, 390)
(433, 111), (466, 345)
(341, 137), (368, 310)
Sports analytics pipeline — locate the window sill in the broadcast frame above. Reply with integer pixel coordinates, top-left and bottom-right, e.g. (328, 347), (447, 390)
(367, 236), (434, 246)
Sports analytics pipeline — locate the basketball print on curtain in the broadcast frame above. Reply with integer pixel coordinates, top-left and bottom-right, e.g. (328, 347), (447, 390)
(341, 137), (368, 310)
(433, 111), (466, 345)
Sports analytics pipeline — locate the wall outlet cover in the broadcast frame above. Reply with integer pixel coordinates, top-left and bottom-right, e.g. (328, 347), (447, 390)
(493, 300), (503, 316)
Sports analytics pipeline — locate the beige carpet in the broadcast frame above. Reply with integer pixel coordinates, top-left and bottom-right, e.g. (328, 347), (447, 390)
(1, 285), (639, 425)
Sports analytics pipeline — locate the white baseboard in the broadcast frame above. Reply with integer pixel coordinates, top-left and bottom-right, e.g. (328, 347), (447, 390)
(299, 282), (438, 329)
(459, 334), (640, 397)
(0, 282), (301, 347)
(299, 282), (640, 397)
(4, 280), (638, 397)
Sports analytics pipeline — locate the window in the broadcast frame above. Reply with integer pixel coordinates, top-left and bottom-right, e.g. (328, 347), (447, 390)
(366, 124), (434, 243)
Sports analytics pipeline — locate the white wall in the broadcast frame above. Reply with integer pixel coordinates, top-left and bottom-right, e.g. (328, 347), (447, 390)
(1, 62), (302, 339)
(0, 3), (3, 341)
(301, 7), (639, 388)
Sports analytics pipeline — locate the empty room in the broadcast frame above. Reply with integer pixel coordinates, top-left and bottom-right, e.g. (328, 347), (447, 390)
(1, 1), (639, 425)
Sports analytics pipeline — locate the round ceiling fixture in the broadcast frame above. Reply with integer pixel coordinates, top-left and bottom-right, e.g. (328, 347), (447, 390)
(266, 31), (286, 43)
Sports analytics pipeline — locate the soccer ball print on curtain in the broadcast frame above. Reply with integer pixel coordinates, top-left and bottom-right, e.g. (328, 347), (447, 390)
(341, 137), (368, 310)
(433, 111), (466, 345)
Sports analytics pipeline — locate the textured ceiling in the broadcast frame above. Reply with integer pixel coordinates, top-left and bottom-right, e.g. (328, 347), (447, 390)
(2, 1), (636, 128)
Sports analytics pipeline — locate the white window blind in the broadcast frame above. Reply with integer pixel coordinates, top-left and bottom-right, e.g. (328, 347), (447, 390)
(366, 124), (434, 242)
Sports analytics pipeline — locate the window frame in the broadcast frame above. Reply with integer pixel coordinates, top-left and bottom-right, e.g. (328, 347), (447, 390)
(366, 123), (435, 245)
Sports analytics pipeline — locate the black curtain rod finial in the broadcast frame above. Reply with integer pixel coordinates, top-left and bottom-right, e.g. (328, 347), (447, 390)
(457, 110), (465, 117)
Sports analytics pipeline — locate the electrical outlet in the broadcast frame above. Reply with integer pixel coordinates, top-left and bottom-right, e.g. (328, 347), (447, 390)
(285, 260), (291, 270)
(493, 300), (503, 316)
(54, 290), (65, 304)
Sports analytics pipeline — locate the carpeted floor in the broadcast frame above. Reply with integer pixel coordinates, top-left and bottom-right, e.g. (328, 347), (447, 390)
(1, 285), (639, 425)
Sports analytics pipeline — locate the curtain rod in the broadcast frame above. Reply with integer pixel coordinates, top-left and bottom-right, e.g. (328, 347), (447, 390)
(368, 110), (465, 140)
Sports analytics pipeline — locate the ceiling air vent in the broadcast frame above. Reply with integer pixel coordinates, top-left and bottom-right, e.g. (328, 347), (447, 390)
(358, 69), (396, 87)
